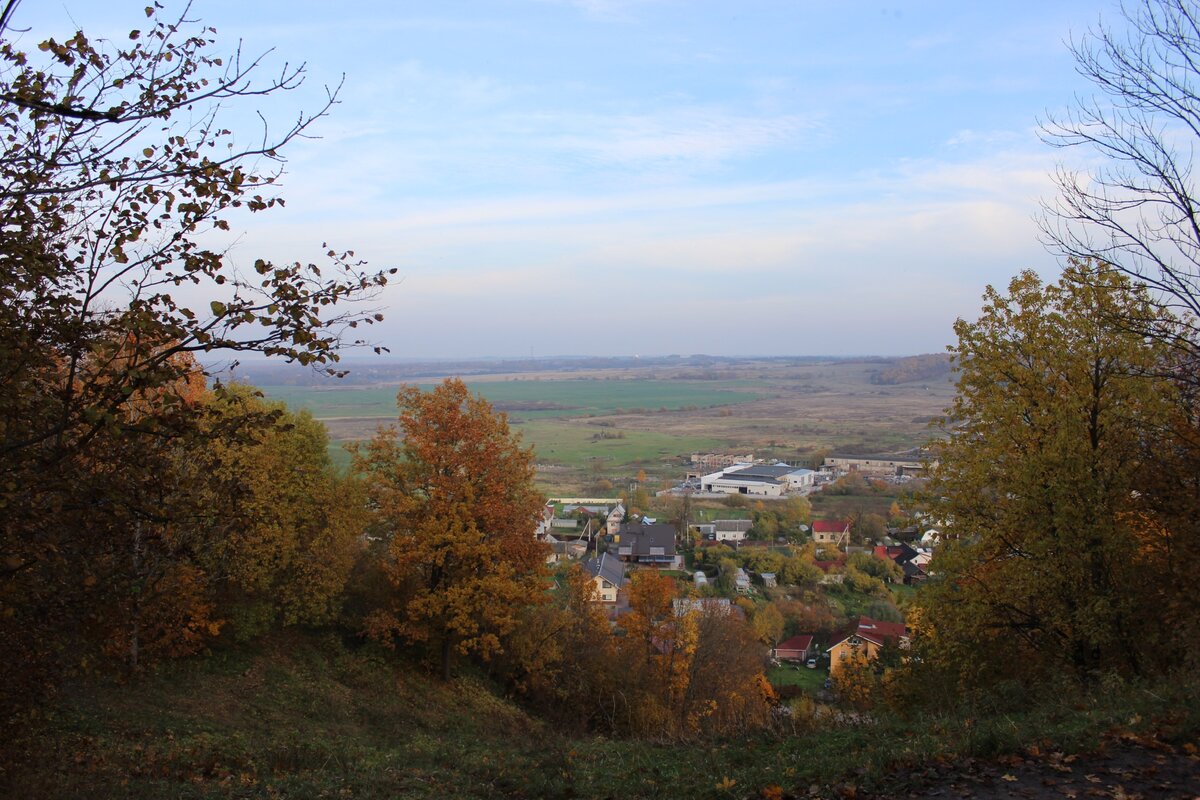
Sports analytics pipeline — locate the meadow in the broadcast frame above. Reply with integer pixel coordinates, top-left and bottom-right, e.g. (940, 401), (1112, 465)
(260, 359), (956, 493)
(262, 378), (766, 421)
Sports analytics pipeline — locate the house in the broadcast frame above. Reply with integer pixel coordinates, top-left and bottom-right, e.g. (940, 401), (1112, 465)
(760, 572), (777, 588)
(812, 519), (851, 549)
(700, 462), (816, 497)
(606, 503), (626, 536)
(534, 502), (555, 538)
(774, 634), (815, 662)
(873, 542), (926, 584)
(828, 616), (909, 675)
(583, 552), (626, 603)
(614, 521), (677, 565)
(713, 519), (753, 542)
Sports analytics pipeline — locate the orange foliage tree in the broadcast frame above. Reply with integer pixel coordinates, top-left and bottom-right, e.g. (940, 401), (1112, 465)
(356, 379), (547, 679)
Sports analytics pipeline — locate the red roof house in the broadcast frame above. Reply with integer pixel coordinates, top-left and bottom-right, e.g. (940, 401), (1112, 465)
(773, 634), (815, 662)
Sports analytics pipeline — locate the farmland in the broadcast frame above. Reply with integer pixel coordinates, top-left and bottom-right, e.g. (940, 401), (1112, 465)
(257, 357), (955, 493)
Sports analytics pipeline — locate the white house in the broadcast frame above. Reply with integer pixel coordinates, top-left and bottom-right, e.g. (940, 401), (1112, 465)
(583, 553), (625, 603)
(713, 519), (752, 542)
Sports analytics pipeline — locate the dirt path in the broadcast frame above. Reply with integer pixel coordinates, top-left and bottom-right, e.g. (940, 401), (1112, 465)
(849, 737), (1200, 799)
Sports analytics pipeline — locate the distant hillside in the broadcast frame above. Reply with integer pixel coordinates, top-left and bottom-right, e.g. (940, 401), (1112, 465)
(869, 354), (952, 385)
(228, 355), (864, 387)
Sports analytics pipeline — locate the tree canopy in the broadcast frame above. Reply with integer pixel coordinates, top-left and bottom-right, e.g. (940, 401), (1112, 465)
(355, 378), (548, 679)
(917, 262), (1183, 683)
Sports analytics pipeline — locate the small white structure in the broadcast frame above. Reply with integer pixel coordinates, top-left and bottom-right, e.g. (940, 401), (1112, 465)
(694, 570), (708, 586)
(713, 519), (752, 542)
(734, 567), (751, 594)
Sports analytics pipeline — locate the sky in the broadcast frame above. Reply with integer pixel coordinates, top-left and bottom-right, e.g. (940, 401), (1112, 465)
(11, 1), (1121, 358)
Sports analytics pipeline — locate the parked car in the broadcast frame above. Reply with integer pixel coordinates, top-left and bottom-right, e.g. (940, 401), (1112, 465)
(806, 657), (818, 669)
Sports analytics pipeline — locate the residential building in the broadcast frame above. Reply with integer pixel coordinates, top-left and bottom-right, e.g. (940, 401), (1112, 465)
(812, 519), (851, 549)
(614, 521), (677, 565)
(828, 616), (909, 675)
(583, 553), (625, 603)
(713, 519), (753, 542)
(606, 503), (625, 536)
(774, 634), (815, 662)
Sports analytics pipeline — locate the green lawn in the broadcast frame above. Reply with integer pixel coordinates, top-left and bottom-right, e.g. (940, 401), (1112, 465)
(768, 664), (826, 692)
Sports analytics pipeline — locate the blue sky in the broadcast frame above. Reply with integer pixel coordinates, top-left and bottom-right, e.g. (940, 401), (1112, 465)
(15, 1), (1116, 358)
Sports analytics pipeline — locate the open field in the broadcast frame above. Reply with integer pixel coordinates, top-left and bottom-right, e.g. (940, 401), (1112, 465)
(262, 378), (766, 422)
(260, 358), (956, 493)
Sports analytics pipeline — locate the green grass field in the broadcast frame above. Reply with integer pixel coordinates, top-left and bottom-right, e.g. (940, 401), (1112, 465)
(261, 379), (766, 421)
(768, 665), (826, 692)
(514, 419), (725, 468)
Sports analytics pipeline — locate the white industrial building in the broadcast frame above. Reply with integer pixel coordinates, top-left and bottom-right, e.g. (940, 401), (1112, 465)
(700, 462), (815, 496)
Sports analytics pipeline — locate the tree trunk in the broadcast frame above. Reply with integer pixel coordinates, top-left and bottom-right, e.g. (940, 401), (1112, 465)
(441, 636), (452, 682)
(130, 520), (142, 671)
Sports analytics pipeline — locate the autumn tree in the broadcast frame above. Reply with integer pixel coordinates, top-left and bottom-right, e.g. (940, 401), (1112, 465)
(0, 3), (390, 719)
(356, 379), (547, 680)
(1036, 0), (1200, 674)
(918, 263), (1180, 685)
(678, 604), (773, 736)
(495, 564), (618, 732)
(854, 512), (887, 543)
(190, 386), (367, 637)
(751, 602), (785, 645)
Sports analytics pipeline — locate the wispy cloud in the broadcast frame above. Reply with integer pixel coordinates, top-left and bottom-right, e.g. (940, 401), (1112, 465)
(541, 109), (820, 166)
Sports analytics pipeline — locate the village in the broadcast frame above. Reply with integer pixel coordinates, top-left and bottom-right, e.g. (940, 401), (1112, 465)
(534, 451), (938, 706)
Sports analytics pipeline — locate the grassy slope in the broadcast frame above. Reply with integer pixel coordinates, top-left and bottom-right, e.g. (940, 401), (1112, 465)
(9, 631), (1199, 800)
